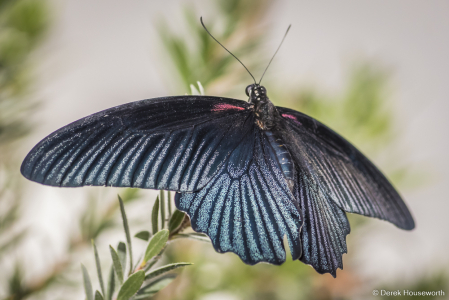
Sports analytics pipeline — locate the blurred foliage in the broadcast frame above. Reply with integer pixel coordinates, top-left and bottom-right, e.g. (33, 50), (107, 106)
(158, 0), (270, 95)
(0, 0), (48, 151)
(2, 186), (145, 299)
(0, 0), (49, 298)
(81, 194), (194, 300)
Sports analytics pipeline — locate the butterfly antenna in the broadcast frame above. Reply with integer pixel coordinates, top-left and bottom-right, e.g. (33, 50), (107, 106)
(200, 17), (257, 85)
(258, 25), (291, 85)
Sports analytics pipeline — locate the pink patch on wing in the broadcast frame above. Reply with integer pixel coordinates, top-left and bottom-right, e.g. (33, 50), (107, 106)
(212, 103), (245, 112)
(282, 113), (302, 125)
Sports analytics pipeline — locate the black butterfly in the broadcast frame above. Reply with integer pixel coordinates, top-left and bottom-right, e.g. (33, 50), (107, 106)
(20, 20), (414, 277)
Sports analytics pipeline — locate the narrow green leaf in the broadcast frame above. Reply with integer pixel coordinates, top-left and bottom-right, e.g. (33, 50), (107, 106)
(142, 229), (169, 265)
(81, 263), (94, 300)
(117, 271), (145, 300)
(117, 242), (127, 276)
(168, 210), (185, 233)
(109, 245), (124, 285)
(143, 257), (159, 272)
(197, 81), (205, 95)
(133, 253), (144, 272)
(95, 290), (104, 300)
(190, 83), (200, 95)
(160, 190), (165, 229)
(118, 195), (133, 275)
(167, 191), (172, 218)
(173, 233), (211, 243)
(134, 231), (151, 241)
(134, 274), (176, 299)
(151, 196), (159, 235)
(106, 267), (115, 300)
(144, 262), (193, 280)
(92, 241), (105, 296)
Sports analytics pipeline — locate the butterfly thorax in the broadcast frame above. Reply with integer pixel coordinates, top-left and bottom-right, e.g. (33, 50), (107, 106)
(246, 84), (280, 130)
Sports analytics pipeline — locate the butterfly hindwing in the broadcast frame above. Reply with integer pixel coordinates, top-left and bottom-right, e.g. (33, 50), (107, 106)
(175, 128), (302, 265)
(278, 107), (414, 230)
(21, 96), (252, 192)
(297, 172), (350, 277)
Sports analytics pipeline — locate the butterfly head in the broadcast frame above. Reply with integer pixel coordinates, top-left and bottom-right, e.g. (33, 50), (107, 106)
(246, 84), (267, 104)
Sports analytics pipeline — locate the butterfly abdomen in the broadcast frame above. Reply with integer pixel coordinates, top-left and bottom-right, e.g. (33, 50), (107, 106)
(264, 130), (295, 193)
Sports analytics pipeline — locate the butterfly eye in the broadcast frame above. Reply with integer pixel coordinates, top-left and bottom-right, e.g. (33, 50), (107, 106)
(245, 84), (253, 97)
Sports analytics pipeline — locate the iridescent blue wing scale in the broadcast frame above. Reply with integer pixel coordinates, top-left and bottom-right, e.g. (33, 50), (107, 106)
(277, 107), (414, 231)
(21, 96), (253, 192)
(175, 128), (303, 265)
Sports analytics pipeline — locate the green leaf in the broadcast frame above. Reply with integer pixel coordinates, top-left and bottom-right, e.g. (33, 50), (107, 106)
(143, 258), (158, 273)
(95, 290), (104, 300)
(167, 191), (172, 218)
(92, 240), (105, 296)
(151, 196), (159, 235)
(134, 274), (177, 299)
(173, 233), (211, 243)
(190, 83), (200, 95)
(168, 210), (185, 233)
(106, 267), (115, 300)
(117, 242), (127, 276)
(160, 190), (165, 229)
(81, 264), (94, 300)
(117, 271), (145, 300)
(134, 231), (151, 241)
(144, 262), (193, 280)
(118, 195), (133, 275)
(197, 81), (205, 95)
(109, 245), (124, 285)
(142, 229), (169, 265)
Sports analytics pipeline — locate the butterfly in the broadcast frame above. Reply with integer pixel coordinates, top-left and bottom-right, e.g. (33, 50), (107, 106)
(20, 19), (414, 277)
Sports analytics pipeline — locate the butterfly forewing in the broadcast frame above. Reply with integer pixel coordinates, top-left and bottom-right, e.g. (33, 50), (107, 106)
(277, 107), (415, 230)
(21, 96), (252, 192)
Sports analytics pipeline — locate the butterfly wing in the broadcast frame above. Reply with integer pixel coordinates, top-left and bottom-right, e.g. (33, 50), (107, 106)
(277, 107), (415, 230)
(175, 127), (303, 265)
(275, 107), (414, 276)
(21, 96), (253, 192)
(296, 171), (351, 277)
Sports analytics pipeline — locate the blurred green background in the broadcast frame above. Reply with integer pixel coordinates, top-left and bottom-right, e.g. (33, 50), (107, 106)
(1, 0), (448, 299)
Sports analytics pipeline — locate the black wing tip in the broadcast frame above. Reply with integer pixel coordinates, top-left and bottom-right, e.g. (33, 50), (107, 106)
(298, 238), (348, 278)
(368, 211), (415, 231)
(303, 260), (343, 278)
(397, 217), (415, 231)
(402, 208), (416, 230)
